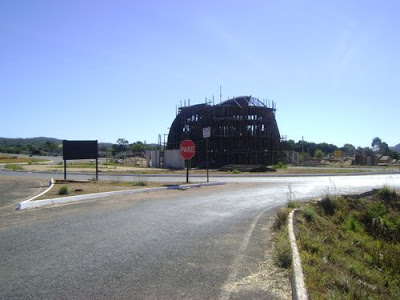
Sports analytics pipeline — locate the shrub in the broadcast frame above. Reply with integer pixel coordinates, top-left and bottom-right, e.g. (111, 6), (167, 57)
(4, 164), (23, 171)
(58, 185), (70, 195)
(133, 181), (148, 187)
(377, 187), (398, 208)
(273, 162), (288, 169)
(302, 205), (316, 222)
(365, 201), (386, 220)
(318, 195), (336, 215)
(275, 230), (292, 268)
(274, 208), (289, 230)
(345, 216), (362, 233)
(287, 200), (300, 209)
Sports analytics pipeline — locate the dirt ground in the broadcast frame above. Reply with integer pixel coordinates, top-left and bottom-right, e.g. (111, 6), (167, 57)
(40, 180), (178, 200)
(15, 162), (399, 176)
(19, 164), (177, 174)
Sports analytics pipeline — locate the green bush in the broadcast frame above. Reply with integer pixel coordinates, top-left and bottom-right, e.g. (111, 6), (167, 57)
(4, 164), (23, 171)
(273, 162), (288, 169)
(377, 186), (398, 208)
(275, 230), (292, 268)
(274, 208), (289, 230)
(302, 205), (316, 222)
(319, 195), (336, 215)
(345, 216), (362, 233)
(287, 200), (300, 209)
(58, 185), (70, 195)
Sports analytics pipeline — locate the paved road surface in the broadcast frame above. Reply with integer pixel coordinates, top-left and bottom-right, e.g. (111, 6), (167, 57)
(0, 176), (48, 213)
(1, 183), (288, 299)
(1, 173), (399, 299)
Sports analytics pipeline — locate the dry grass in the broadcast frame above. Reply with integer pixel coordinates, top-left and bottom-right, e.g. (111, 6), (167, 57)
(15, 162), (389, 176)
(0, 154), (46, 164)
(36, 180), (178, 200)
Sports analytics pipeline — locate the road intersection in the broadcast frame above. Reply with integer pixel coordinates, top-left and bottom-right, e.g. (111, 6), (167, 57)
(1, 168), (399, 299)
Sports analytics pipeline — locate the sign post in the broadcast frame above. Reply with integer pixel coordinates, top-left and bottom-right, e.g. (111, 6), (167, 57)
(202, 127), (211, 182)
(179, 139), (196, 183)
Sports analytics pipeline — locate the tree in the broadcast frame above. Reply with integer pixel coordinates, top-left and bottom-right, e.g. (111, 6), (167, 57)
(371, 137), (392, 156)
(314, 149), (324, 159)
(130, 141), (156, 152)
(112, 138), (129, 157)
(116, 138), (129, 149)
(130, 141), (146, 152)
(341, 144), (356, 156)
(42, 141), (58, 155)
(300, 152), (310, 163)
(371, 137), (382, 152)
(281, 139), (296, 151)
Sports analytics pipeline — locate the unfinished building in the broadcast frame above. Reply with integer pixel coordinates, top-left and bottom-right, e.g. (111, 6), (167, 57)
(166, 96), (282, 167)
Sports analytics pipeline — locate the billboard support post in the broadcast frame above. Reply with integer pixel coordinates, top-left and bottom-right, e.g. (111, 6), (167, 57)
(96, 158), (99, 180)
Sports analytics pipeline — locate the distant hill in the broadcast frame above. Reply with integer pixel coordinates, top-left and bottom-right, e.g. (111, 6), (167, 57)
(0, 136), (62, 145)
(0, 137), (112, 146)
(391, 143), (400, 153)
(0, 137), (114, 155)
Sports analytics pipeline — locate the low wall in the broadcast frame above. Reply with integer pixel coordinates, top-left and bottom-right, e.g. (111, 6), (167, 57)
(164, 149), (184, 169)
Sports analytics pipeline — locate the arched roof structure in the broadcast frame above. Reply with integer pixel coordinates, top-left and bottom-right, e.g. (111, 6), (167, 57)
(167, 96), (282, 167)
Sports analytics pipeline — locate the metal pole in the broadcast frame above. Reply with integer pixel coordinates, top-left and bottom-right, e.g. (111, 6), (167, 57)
(186, 160), (190, 183)
(206, 138), (209, 182)
(96, 158), (99, 180)
(64, 160), (67, 181)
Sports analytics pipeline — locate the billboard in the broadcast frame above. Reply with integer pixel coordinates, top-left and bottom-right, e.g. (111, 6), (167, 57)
(63, 140), (98, 160)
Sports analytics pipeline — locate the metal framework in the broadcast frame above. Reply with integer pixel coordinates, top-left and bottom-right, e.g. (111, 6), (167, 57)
(166, 96), (282, 167)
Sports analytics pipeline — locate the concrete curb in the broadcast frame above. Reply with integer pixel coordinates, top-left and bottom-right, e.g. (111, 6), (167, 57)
(288, 209), (308, 300)
(18, 181), (226, 210)
(17, 179), (55, 210)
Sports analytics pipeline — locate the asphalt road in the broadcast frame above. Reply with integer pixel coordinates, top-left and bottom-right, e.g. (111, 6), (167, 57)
(1, 172), (399, 299)
(1, 183), (287, 299)
(0, 176), (49, 213)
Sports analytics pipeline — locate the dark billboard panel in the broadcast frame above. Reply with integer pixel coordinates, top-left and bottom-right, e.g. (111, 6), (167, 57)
(63, 140), (98, 160)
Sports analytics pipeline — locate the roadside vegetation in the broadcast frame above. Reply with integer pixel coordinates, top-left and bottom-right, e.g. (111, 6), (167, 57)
(58, 185), (70, 195)
(273, 207), (293, 270)
(36, 180), (172, 200)
(7, 158), (397, 176)
(4, 164), (24, 171)
(274, 187), (400, 299)
(0, 154), (46, 164)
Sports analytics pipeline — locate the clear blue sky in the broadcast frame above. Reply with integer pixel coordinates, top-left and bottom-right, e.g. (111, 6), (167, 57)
(1, 0), (399, 148)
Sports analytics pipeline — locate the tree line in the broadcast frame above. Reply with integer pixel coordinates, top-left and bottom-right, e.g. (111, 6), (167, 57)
(0, 137), (157, 157)
(106, 138), (157, 158)
(281, 137), (398, 160)
(0, 138), (61, 156)
(1, 136), (397, 161)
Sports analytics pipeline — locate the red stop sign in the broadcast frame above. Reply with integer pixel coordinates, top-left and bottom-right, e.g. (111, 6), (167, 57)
(180, 139), (196, 160)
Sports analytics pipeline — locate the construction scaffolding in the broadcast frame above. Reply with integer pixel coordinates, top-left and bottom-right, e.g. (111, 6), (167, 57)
(166, 96), (282, 167)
